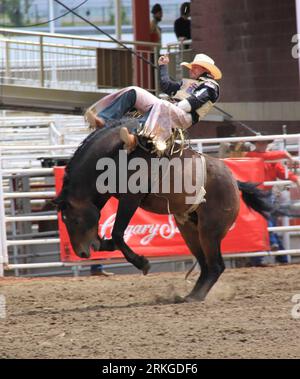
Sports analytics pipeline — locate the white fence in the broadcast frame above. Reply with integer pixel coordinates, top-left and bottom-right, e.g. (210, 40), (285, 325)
(0, 115), (86, 277)
(0, 28), (160, 93)
(0, 129), (300, 277)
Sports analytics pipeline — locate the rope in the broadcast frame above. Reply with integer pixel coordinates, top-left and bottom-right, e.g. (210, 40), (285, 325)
(0, 0), (88, 28)
(213, 105), (259, 136)
(54, 0), (158, 69)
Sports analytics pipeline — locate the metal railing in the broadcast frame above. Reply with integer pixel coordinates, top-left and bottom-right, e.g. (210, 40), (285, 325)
(166, 39), (193, 81)
(0, 115), (87, 277)
(0, 28), (160, 93)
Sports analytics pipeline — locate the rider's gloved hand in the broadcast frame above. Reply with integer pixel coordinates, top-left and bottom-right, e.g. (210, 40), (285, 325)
(158, 55), (169, 66)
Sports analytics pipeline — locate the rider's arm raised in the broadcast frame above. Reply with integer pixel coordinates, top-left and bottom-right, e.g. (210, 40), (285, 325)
(159, 64), (181, 96)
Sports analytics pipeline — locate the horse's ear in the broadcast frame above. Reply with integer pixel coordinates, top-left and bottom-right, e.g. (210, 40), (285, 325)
(51, 195), (67, 211)
(43, 200), (58, 211)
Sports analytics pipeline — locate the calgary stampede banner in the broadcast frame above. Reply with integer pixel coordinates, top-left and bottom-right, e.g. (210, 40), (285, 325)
(221, 158), (270, 254)
(55, 158), (269, 262)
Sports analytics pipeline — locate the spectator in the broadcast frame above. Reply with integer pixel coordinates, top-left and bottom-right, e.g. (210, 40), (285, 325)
(90, 264), (114, 277)
(150, 3), (163, 48)
(149, 4), (163, 91)
(245, 138), (300, 266)
(174, 2), (191, 48)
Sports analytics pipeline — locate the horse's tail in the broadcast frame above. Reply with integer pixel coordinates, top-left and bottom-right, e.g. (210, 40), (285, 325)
(237, 181), (272, 218)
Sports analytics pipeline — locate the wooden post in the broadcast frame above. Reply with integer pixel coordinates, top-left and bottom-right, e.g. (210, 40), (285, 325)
(132, 0), (152, 89)
(115, 0), (122, 41)
(39, 35), (45, 87)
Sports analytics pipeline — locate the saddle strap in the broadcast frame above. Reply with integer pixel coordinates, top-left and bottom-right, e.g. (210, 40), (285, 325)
(186, 154), (207, 214)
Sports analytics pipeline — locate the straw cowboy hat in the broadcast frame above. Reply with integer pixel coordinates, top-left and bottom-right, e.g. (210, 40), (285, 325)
(253, 134), (274, 144)
(181, 53), (222, 80)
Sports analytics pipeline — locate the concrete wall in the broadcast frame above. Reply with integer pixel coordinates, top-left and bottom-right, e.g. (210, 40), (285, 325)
(191, 0), (300, 103)
(190, 0), (300, 135)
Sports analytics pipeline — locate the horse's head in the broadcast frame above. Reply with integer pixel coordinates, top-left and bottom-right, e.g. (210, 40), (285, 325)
(52, 125), (128, 259)
(53, 195), (101, 259)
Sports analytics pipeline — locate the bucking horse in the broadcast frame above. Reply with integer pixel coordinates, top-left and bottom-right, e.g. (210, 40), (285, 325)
(53, 120), (270, 302)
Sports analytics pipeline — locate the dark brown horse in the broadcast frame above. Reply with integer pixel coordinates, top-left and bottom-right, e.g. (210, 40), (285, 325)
(54, 120), (270, 302)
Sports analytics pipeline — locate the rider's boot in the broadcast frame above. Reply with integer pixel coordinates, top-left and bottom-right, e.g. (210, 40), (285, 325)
(84, 108), (106, 129)
(120, 127), (138, 153)
(95, 116), (106, 129)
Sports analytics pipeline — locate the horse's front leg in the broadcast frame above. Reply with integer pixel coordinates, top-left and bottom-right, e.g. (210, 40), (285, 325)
(111, 195), (151, 275)
(93, 195), (117, 252)
(98, 237), (116, 251)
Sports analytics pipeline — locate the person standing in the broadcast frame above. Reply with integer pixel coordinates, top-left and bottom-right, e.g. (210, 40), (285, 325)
(246, 139), (300, 266)
(84, 53), (221, 155)
(149, 3), (163, 90)
(150, 3), (163, 48)
(90, 264), (114, 277)
(174, 2), (191, 48)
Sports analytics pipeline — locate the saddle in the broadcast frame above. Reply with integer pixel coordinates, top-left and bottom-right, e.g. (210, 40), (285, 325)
(120, 122), (188, 158)
(121, 111), (189, 157)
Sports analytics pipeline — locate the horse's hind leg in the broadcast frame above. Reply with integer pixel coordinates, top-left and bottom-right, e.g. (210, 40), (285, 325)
(186, 225), (225, 302)
(111, 195), (151, 274)
(175, 217), (208, 293)
(176, 215), (225, 302)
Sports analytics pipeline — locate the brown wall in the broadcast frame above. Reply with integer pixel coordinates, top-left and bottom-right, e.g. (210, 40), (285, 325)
(191, 0), (300, 102)
(188, 121), (300, 139)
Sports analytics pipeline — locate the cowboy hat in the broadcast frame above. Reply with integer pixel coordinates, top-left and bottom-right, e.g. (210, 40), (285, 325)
(181, 53), (222, 80)
(253, 132), (274, 144)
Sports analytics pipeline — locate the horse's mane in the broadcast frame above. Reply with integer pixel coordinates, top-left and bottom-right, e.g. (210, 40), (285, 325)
(67, 118), (138, 175)
(66, 126), (108, 175)
(54, 118), (139, 207)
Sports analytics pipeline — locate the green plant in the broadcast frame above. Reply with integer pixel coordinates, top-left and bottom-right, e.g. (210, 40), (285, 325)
(108, 5), (129, 25)
(0, 0), (32, 26)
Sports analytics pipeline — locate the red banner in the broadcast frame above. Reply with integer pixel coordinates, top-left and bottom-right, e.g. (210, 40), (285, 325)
(54, 157), (269, 262)
(221, 158), (270, 254)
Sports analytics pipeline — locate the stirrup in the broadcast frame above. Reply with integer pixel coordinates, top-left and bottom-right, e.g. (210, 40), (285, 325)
(136, 135), (153, 153)
(84, 108), (105, 130)
(120, 127), (137, 153)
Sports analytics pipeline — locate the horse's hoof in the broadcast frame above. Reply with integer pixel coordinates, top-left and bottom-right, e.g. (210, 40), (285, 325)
(141, 257), (151, 275)
(173, 295), (185, 304)
(142, 261), (151, 275)
(184, 295), (204, 303)
(184, 295), (196, 303)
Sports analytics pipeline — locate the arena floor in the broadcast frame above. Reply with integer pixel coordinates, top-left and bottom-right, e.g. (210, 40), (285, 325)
(1, 264), (300, 359)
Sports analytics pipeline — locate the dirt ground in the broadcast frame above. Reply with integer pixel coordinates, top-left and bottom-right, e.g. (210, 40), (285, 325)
(0, 264), (300, 359)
